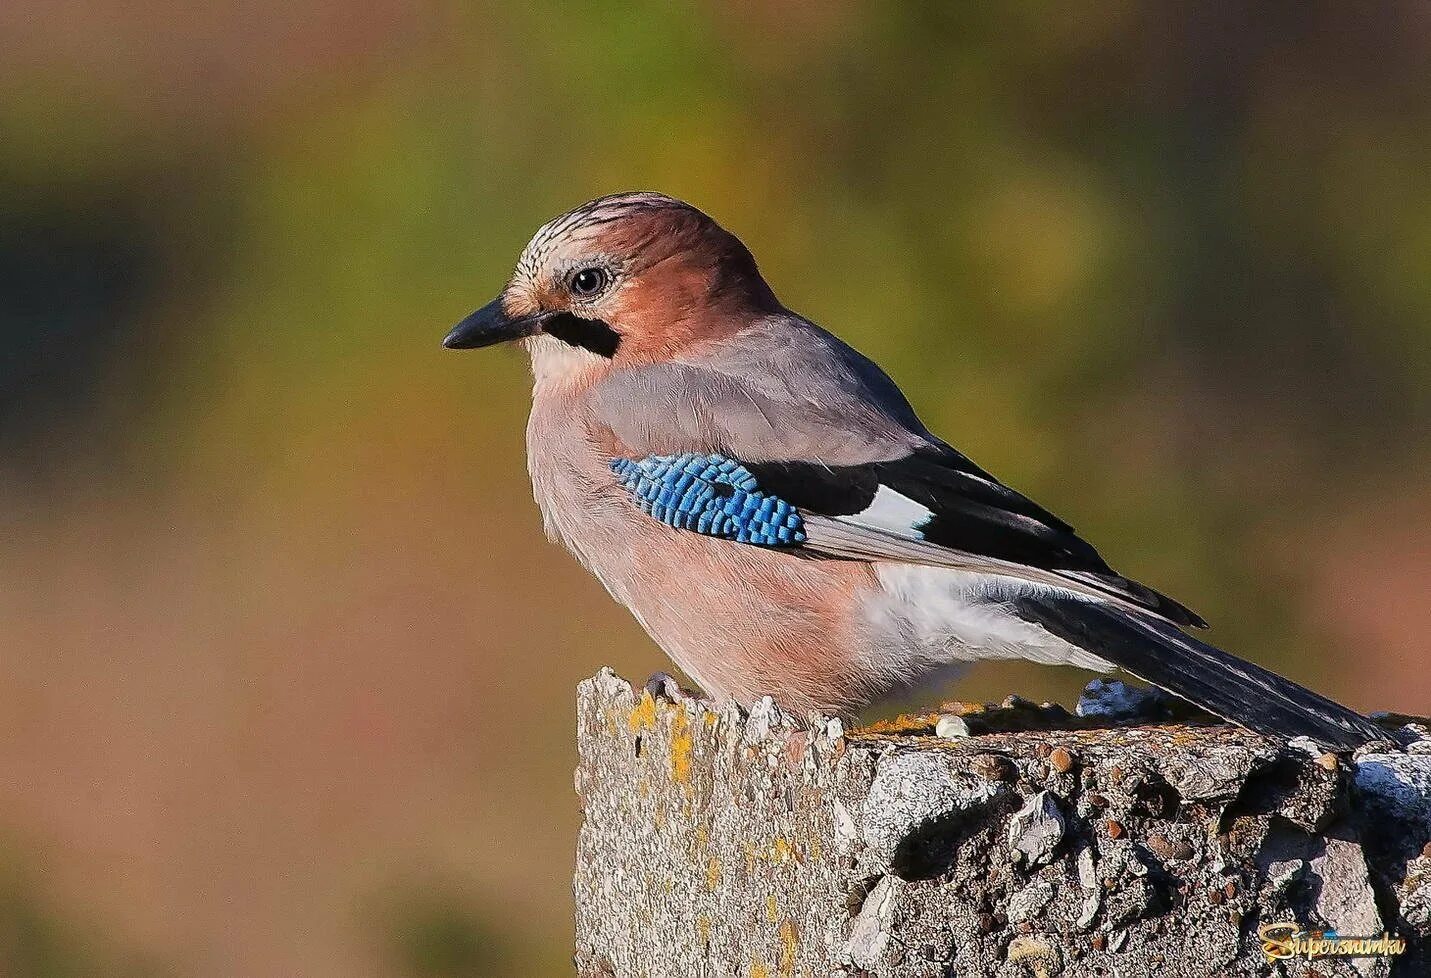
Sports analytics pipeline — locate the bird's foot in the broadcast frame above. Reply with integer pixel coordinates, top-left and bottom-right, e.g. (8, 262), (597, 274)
(643, 671), (686, 703)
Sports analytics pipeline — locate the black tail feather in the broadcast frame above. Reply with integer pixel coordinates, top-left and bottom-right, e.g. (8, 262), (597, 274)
(1011, 594), (1383, 751)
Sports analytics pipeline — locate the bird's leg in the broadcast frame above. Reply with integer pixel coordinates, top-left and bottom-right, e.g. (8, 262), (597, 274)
(643, 671), (686, 702)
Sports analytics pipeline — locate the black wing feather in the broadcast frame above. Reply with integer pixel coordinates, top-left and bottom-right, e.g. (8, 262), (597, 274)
(747, 447), (1206, 628)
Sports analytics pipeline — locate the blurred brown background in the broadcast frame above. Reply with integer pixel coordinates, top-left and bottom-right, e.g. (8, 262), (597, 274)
(1, 2), (1428, 975)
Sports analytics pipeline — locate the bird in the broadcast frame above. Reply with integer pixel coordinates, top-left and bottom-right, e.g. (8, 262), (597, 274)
(443, 191), (1382, 750)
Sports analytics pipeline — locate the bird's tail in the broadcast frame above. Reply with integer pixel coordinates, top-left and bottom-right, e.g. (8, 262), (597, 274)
(1011, 593), (1383, 750)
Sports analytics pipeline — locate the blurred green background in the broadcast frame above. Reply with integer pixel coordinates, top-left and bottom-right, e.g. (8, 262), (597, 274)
(1, 2), (1428, 975)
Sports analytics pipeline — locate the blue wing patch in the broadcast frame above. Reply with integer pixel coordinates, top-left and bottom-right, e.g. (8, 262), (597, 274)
(610, 454), (807, 547)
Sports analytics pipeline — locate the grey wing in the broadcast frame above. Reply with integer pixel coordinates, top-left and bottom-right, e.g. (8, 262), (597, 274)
(591, 315), (1204, 628)
(591, 315), (932, 465)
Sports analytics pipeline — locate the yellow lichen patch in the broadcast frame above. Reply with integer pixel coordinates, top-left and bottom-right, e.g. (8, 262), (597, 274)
(770, 838), (795, 864)
(1007, 935), (1056, 976)
(670, 708), (694, 784)
(628, 691), (659, 734)
(778, 919), (799, 977)
(854, 712), (942, 735)
(696, 916), (711, 946)
(765, 894), (779, 922)
(749, 962), (770, 978)
(705, 855), (722, 891)
(704, 711), (718, 728)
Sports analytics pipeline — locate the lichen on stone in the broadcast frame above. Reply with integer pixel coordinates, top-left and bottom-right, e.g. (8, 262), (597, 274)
(574, 668), (1430, 978)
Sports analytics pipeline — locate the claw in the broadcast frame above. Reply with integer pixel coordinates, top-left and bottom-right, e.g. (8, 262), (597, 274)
(644, 671), (684, 702)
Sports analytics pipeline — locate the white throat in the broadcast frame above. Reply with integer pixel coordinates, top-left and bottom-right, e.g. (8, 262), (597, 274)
(524, 334), (609, 388)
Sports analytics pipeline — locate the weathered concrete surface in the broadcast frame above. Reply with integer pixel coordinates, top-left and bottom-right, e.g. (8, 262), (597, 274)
(573, 669), (1431, 978)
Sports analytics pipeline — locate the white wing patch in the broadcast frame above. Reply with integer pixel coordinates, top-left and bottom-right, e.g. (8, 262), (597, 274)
(841, 485), (932, 537)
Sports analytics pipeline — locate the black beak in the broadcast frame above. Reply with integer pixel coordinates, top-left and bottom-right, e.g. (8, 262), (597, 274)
(443, 296), (545, 350)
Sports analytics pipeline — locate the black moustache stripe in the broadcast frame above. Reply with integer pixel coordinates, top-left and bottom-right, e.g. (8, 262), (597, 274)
(544, 313), (622, 358)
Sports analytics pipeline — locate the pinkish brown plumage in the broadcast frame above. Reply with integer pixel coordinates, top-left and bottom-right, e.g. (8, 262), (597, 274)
(525, 352), (883, 716)
(443, 192), (1380, 747)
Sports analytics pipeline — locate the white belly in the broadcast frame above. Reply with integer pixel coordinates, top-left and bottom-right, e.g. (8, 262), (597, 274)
(859, 564), (1113, 686)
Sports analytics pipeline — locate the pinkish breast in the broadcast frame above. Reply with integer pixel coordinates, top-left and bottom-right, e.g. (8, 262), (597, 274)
(523, 376), (885, 717)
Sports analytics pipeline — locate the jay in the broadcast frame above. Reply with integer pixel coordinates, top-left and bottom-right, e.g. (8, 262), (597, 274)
(444, 192), (1380, 749)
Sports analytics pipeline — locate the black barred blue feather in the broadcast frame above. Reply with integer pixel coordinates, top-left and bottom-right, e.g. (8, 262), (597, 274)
(610, 455), (806, 546)
(611, 447), (1204, 627)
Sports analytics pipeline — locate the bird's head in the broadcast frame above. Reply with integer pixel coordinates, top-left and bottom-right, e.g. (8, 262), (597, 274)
(444, 192), (778, 376)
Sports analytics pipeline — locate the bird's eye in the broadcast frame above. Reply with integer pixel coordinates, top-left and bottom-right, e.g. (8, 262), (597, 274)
(569, 267), (609, 298)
